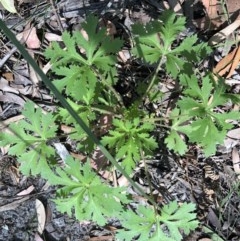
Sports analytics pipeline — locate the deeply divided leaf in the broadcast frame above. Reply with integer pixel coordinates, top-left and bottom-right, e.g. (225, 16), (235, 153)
(117, 201), (198, 241)
(45, 14), (123, 99)
(0, 101), (57, 176)
(102, 118), (158, 174)
(48, 157), (130, 226)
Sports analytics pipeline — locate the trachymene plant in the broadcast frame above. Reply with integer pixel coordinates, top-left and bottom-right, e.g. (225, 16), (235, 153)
(1, 10), (239, 241)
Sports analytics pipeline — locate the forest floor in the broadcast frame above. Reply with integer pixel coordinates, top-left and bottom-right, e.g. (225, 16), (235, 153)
(0, 0), (240, 240)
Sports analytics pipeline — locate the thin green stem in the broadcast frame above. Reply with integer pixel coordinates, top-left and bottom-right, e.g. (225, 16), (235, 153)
(219, 0), (230, 24)
(140, 149), (158, 214)
(92, 67), (125, 108)
(142, 113), (191, 124)
(90, 106), (117, 116)
(101, 78), (125, 108)
(144, 56), (165, 101)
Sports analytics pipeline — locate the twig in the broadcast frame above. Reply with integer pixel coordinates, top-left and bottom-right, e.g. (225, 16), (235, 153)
(0, 46), (17, 68)
(49, 0), (64, 32)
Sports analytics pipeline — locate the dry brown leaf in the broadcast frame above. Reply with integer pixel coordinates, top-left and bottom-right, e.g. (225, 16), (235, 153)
(0, 196), (30, 212)
(198, 238), (212, 241)
(118, 49), (131, 63)
(167, 0), (183, 13)
(224, 128), (240, 150)
(213, 46), (240, 78)
(2, 72), (14, 81)
(226, 48), (240, 78)
(24, 26), (41, 49)
(199, 0), (222, 29)
(35, 199), (46, 234)
(117, 175), (129, 187)
(17, 185), (35, 196)
(232, 147), (240, 175)
(209, 19), (240, 45)
(201, 0), (218, 19)
(44, 32), (62, 42)
(106, 21), (117, 36)
(88, 235), (114, 241)
(70, 152), (85, 161)
(201, 0), (240, 29)
(0, 77), (19, 93)
(34, 233), (44, 241)
(60, 124), (73, 134)
(0, 92), (25, 106)
(0, 114), (25, 131)
(220, 0), (240, 17)
(226, 128), (240, 139)
(207, 208), (221, 229)
(28, 50), (40, 86)
(17, 22), (41, 49)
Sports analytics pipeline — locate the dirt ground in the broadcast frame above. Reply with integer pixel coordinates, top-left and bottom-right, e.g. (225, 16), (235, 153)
(0, 0), (240, 240)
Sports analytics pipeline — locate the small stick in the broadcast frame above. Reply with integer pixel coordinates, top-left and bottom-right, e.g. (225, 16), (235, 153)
(0, 46), (17, 68)
(49, 0), (64, 32)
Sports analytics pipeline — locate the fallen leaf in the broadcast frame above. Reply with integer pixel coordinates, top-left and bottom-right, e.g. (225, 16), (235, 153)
(34, 233), (44, 241)
(207, 208), (221, 229)
(201, 0), (218, 19)
(213, 46), (240, 78)
(28, 50), (40, 85)
(0, 77), (19, 93)
(2, 72), (14, 81)
(117, 175), (129, 187)
(198, 239), (212, 241)
(232, 147), (240, 175)
(45, 32), (62, 42)
(118, 50), (131, 63)
(201, 0), (240, 29)
(0, 0), (17, 13)
(167, 0), (183, 13)
(17, 185), (35, 196)
(0, 92), (25, 106)
(209, 19), (240, 46)
(53, 142), (70, 165)
(227, 128), (240, 139)
(224, 128), (240, 150)
(35, 199), (46, 234)
(0, 196), (30, 212)
(17, 22), (41, 49)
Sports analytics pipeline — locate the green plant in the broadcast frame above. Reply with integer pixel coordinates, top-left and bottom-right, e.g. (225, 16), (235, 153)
(47, 156), (130, 226)
(116, 201), (198, 241)
(132, 11), (208, 78)
(165, 74), (240, 155)
(101, 118), (158, 174)
(0, 101), (57, 177)
(44, 14), (123, 104)
(1, 10), (240, 241)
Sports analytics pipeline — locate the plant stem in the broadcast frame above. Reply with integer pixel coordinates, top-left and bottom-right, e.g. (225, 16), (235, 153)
(93, 67), (125, 108)
(90, 106), (117, 116)
(101, 77), (125, 108)
(144, 56), (165, 101)
(140, 149), (158, 214)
